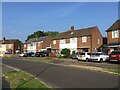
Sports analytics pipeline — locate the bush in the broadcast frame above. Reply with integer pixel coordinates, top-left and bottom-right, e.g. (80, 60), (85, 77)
(61, 48), (70, 58)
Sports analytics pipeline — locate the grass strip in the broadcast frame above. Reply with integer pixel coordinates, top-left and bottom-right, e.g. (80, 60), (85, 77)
(3, 70), (50, 89)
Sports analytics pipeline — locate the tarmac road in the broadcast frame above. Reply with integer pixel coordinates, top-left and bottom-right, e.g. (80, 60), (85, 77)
(2, 58), (119, 88)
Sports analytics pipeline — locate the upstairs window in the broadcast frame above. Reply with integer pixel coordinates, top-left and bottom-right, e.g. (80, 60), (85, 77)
(82, 36), (87, 42)
(71, 38), (76, 43)
(97, 38), (100, 44)
(53, 40), (56, 44)
(65, 39), (70, 43)
(60, 39), (65, 44)
(112, 30), (119, 38)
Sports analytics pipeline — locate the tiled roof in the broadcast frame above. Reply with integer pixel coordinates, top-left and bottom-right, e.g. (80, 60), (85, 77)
(54, 26), (98, 40)
(106, 19), (120, 32)
(26, 36), (48, 43)
(0, 39), (19, 44)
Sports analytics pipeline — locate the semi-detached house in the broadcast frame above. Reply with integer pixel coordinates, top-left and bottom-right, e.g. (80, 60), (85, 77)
(24, 36), (52, 53)
(0, 37), (23, 54)
(51, 26), (103, 54)
(106, 19), (120, 54)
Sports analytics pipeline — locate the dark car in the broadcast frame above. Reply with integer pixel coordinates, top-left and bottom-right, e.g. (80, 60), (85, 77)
(71, 52), (81, 59)
(35, 51), (49, 57)
(109, 50), (120, 63)
(23, 52), (36, 57)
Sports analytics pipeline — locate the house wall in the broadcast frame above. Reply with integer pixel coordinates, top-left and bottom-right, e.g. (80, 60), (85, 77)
(51, 40), (59, 49)
(59, 38), (77, 54)
(14, 40), (23, 54)
(91, 27), (103, 52)
(107, 30), (120, 44)
(77, 36), (91, 52)
(27, 43), (37, 52)
(41, 36), (52, 49)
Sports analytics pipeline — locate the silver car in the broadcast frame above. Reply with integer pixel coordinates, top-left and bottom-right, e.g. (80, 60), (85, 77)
(89, 52), (109, 63)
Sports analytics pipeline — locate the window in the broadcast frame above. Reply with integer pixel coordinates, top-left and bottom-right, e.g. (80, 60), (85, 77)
(65, 39), (70, 43)
(24, 44), (26, 47)
(97, 38), (100, 44)
(71, 38), (76, 43)
(53, 40), (56, 44)
(60, 39), (65, 44)
(112, 30), (119, 38)
(82, 36), (87, 42)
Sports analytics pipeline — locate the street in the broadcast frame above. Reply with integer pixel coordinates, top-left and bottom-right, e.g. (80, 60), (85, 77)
(2, 58), (119, 88)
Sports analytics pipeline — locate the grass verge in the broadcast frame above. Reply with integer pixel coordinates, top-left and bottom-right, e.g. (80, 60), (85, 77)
(3, 69), (50, 89)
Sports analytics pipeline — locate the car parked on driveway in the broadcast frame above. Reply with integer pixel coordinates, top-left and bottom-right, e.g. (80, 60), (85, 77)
(109, 51), (120, 63)
(23, 52), (36, 57)
(89, 52), (109, 63)
(78, 52), (91, 61)
(71, 52), (81, 59)
(35, 51), (49, 57)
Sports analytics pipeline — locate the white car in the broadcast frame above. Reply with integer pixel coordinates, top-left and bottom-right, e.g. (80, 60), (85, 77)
(89, 52), (109, 63)
(78, 52), (91, 61)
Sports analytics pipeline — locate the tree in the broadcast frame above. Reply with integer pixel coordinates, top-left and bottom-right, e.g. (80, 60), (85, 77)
(26, 30), (59, 41)
(61, 48), (70, 58)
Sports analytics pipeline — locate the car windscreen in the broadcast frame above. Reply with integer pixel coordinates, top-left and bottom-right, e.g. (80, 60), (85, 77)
(91, 53), (101, 56)
(111, 51), (120, 55)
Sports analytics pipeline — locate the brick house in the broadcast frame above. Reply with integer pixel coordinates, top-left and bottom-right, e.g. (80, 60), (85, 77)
(0, 37), (23, 54)
(51, 26), (103, 54)
(24, 36), (52, 52)
(106, 19), (120, 54)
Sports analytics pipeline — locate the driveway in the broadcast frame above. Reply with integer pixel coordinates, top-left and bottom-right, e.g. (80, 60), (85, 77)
(2, 58), (119, 88)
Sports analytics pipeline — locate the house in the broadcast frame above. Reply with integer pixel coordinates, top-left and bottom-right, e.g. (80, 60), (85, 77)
(24, 36), (52, 53)
(51, 26), (103, 54)
(106, 19), (120, 54)
(0, 37), (23, 54)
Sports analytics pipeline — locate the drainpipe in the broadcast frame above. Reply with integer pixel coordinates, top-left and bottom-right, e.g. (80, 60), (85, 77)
(90, 35), (92, 53)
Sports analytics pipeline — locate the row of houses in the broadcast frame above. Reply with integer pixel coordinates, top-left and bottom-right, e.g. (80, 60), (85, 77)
(0, 19), (120, 55)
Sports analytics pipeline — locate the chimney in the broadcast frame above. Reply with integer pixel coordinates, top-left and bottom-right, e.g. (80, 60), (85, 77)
(2, 37), (5, 42)
(70, 26), (74, 34)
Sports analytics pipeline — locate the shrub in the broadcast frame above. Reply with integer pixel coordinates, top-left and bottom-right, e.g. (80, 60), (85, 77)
(61, 48), (70, 58)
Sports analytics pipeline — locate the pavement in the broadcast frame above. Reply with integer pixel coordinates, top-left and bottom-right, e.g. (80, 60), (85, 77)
(2, 58), (119, 88)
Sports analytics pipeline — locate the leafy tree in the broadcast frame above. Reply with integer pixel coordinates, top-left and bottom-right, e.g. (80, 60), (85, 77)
(61, 48), (70, 58)
(26, 30), (59, 41)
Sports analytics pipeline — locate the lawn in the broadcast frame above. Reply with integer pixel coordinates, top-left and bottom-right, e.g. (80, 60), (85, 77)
(3, 70), (51, 89)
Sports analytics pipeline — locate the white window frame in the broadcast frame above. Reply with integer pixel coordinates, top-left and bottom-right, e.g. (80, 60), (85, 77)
(60, 39), (65, 44)
(53, 40), (56, 44)
(71, 38), (76, 43)
(97, 38), (100, 44)
(82, 36), (87, 42)
(112, 30), (119, 38)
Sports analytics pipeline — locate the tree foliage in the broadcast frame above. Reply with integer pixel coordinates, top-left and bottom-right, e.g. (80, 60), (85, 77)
(61, 48), (70, 58)
(26, 30), (59, 41)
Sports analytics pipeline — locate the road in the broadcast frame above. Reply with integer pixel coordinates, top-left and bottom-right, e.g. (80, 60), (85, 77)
(2, 58), (119, 88)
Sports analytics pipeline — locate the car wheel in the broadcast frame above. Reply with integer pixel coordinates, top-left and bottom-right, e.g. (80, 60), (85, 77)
(99, 58), (103, 63)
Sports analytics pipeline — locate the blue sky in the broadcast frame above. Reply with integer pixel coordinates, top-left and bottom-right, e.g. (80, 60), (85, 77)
(2, 2), (118, 42)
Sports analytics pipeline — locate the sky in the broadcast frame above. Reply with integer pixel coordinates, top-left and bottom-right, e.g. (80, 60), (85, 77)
(2, 2), (118, 42)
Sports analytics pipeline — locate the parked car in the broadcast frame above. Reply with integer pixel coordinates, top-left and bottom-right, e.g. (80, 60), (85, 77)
(35, 51), (49, 57)
(109, 51), (120, 63)
(89, 52), (109, 63)
(19, 53), (24, 57)
(71, 52), (81, 59)
(23, 52), (36, 57)
(78, 52), (91, 61)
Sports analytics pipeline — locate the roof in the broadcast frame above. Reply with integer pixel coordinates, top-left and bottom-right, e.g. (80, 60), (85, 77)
(26, 36), (48, 43)
(0, 39), (20, 44)
(54, 26), (99, 40)
(106, 19), (120, 32)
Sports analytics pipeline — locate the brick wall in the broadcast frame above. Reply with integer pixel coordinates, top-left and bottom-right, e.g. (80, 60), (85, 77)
(107, 30), (120, 44)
